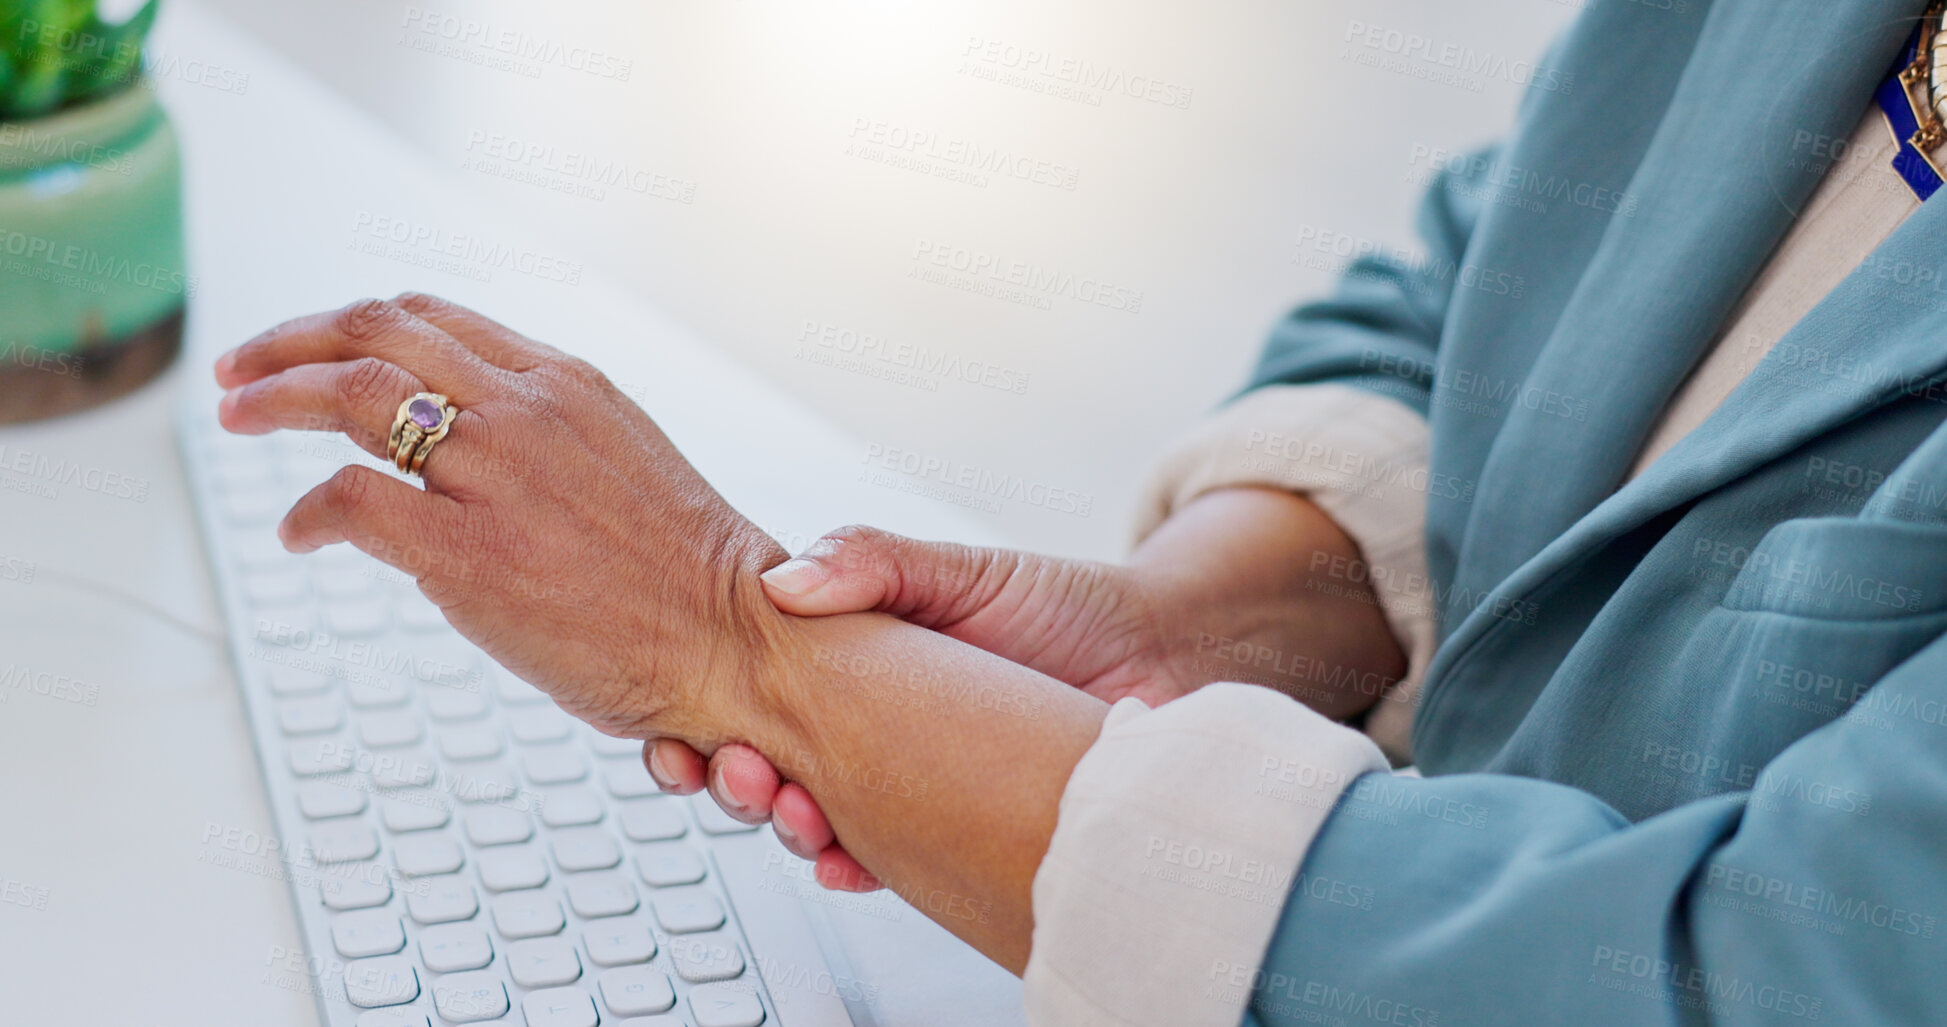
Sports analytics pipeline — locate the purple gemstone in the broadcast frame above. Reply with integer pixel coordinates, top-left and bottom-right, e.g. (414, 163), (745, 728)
(408, 398), (443, 430)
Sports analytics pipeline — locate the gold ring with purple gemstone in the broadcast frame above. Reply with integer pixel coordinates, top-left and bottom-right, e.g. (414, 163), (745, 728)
(387, 392), (457, 477)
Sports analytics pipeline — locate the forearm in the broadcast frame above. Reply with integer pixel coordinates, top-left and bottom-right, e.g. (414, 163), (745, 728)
(1131, 486), (1406, 717)
(734, 608), (1110, 973)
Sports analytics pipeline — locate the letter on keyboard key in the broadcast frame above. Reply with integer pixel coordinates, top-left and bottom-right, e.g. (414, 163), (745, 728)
(566, 872), (639, 919)
(391, 834), (464, 877)
(464, 806), (534, 846)
(635, 842), (707, 887)
(380, 791), (450, 833)
(583, 923), (657, 967)
(689, 794), (761, 835)
(296, 780), (368, 820)
(523, 987), (600, 1027)
(538, 786), (604, 828)
(669, 932), (745, 983)
(431, 970), (510, 1023)
(616, 798), (687, 841)
(332, 909), (406, 958)
(508, 937), (584, 988)
(343, 955), (419, 1008)
(320, 865), (393, 910)
(550, 827), (621, 872)
(651, 888), (725, 934)
(405, 875), (479, 925)
(689, 983), (767, 1027)
(599, 966), (676, 1015)
(420, 922), (495, 973)
(308, 821), (380, 863)
(603, 760), (661, 799)
(491, 891), (566, 938)
(477, 846), (550, 892)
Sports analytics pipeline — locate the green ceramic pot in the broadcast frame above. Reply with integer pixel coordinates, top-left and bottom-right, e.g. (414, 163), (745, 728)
(0, 82), (186, 423)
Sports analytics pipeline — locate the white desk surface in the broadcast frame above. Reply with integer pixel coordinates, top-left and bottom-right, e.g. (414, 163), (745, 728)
(0, 3), (1024, 1023)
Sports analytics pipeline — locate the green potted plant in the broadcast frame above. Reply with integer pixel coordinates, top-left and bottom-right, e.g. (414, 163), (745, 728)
(0, 0), (185, 423)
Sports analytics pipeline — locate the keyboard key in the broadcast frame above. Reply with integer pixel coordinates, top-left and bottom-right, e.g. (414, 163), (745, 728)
(584, 922), (657, 967)
(326, 600), (389, 637)
(296, 780), (368, 820)
(478, 846), (550, 892)
(426, 684), (490, 721)
(508, 937), (584, 988)
(464, 806), (533, 846)
(316, 566), (381, 600)
(690, 794), (761, 835)
(419, 922), (494, 973)
(354, 1011), (429, 1027)
(347, 678), (412, 709)
(357, 711), (422, 748)
(494, 672), (549, 705)
(616, 799), (687, 841)
(690, 983), (766, 1027)
(369, 746), (438, 789)
(331, 910), (406, 958)
(669, 932), (745, 983)
(278, 696), (343, 735)
(391, 834), (463, 877)
(431, 970), (509, 1023)
(522, 746), (588, 785)
(635, 843), (707, 887)
(567, 873), (639, 919)
(551, 827), (621, 872)
(523, 987), (599, 1027)
(320, 866), (393, 910)
(600, 966), (676, 1016)
(538, 786), (604, 828)
(343, 956), (418, 1008)
(308, 822), (379, 863)
(438, 724), (503, 761)
(267, 666), (332, 696)
(510, 706), (574, 744)
(652, 888), (725, 934)
(589, 731), (643, 757)
(380, 791), (450, 833)
(405, 875), (479, 925)
(451, 763), (522, 805)
(491, 891), (565, 938)
(604, 760), (660, 799)
(289, 738), (355, 776)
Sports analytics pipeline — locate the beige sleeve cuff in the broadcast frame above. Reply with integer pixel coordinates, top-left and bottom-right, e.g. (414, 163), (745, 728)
(1022, 684), (1392, 1027)
(1131, 383), (1436, 764)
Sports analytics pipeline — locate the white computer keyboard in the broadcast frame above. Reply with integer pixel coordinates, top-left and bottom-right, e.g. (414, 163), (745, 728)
(180, 410), (855, 1027)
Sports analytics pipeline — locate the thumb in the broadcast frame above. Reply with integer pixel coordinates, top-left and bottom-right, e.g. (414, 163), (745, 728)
(758, 525), (1011, 625)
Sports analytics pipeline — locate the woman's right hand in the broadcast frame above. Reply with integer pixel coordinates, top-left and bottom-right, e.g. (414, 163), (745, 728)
(648, 487), (1406, 892)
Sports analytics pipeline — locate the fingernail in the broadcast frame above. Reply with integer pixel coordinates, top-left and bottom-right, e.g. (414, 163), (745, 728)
(646, 746), (676, 790)
(712, 759), (750, 815)
(760, 558), (828, 596)
(214, 350), (236, 378)
(773, 818), (799, 849)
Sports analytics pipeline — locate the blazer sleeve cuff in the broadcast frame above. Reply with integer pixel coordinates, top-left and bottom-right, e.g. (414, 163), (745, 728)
(1131, 383), (1436, 763)
(1022, 683), (1392, 1027)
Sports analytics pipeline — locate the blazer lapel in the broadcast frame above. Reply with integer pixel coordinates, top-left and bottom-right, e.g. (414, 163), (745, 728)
(1426, 0), (1934, 705)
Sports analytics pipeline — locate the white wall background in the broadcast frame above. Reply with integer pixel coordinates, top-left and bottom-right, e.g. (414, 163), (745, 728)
(201, 0), (1576, 560)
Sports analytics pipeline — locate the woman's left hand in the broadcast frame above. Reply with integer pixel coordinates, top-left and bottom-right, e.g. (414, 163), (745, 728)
(215, 293), (788, 745)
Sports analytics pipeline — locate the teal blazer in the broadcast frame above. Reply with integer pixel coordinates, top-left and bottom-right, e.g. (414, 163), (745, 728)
(1247, 1), (1947, 1023)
